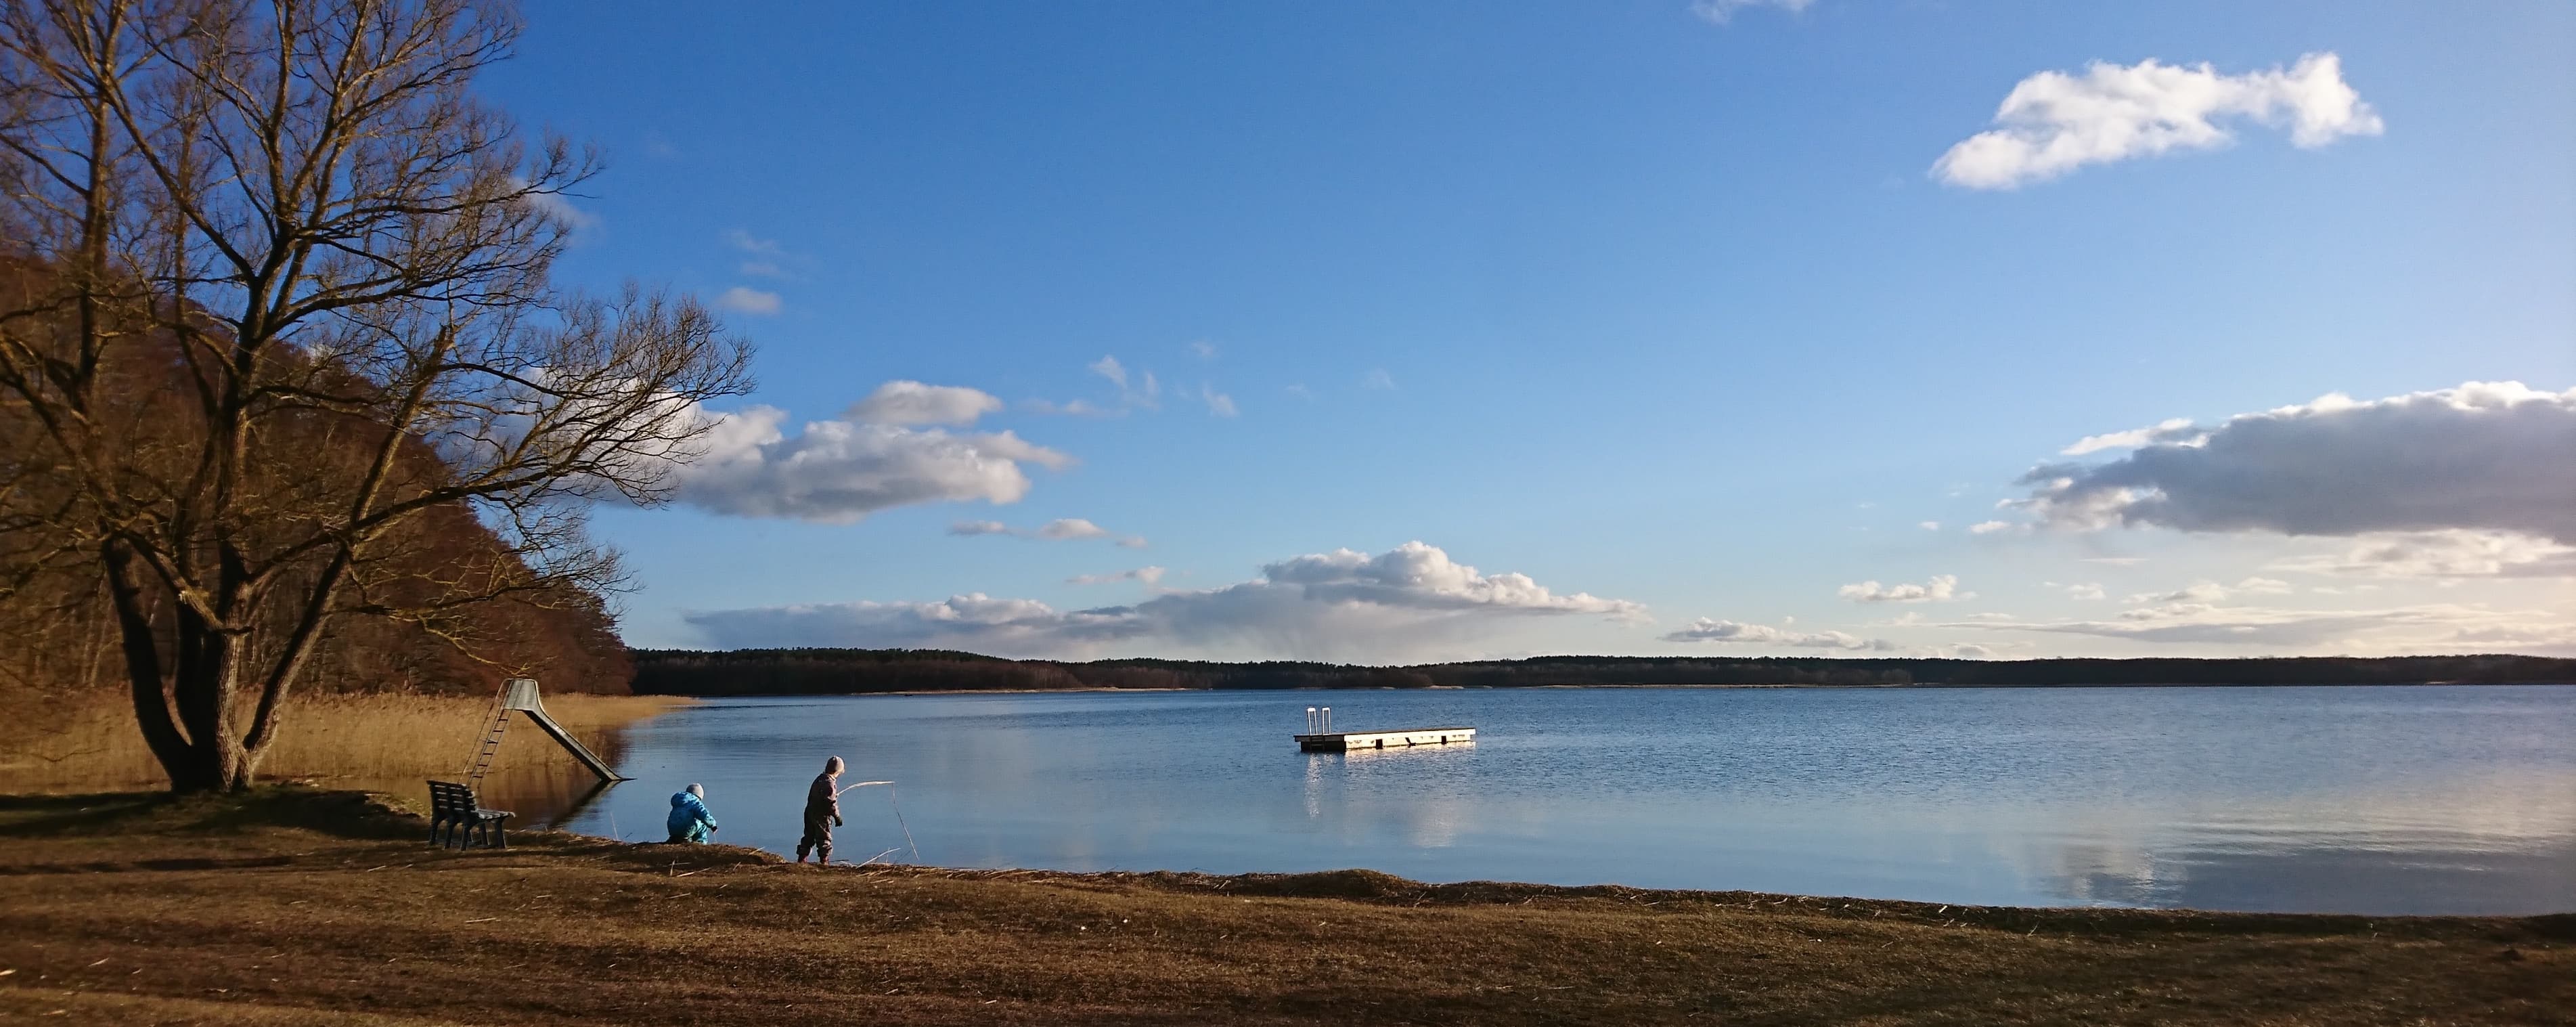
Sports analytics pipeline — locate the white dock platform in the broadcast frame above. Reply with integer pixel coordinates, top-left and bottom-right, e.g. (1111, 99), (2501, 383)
(1294, 727), (1475, 752)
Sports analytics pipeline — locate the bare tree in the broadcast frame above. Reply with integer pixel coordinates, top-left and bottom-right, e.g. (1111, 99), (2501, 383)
(0, 0), (751, 791)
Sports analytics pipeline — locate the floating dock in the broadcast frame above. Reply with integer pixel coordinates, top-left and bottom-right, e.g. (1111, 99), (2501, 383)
(1295, 727), (1475, 752)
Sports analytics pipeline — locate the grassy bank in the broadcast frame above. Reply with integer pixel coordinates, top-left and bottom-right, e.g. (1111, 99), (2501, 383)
(0, 790), (2567, 1026)
(0, 693), (687, 793)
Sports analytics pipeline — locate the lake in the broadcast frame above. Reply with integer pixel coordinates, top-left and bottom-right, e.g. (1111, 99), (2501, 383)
(493, 685), (2576, 915)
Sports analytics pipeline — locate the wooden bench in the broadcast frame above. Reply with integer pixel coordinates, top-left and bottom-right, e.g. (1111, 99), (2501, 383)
(426, 780), (512, 849)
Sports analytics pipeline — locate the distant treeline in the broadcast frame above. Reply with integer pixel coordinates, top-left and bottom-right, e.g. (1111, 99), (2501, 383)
(628, 649), (2576, 695)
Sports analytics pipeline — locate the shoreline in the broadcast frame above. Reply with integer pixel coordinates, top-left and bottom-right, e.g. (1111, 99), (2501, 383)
(3, 787), (2566, 1026)
(643, 679), (2576, 699)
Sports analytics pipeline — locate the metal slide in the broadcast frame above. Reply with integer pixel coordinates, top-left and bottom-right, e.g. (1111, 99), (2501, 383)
(499, 678), (628, 781)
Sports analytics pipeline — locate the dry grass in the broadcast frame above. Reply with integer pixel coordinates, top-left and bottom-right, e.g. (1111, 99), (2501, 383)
(0, 789), (2567, 1026)
(0, 692), (686, 793)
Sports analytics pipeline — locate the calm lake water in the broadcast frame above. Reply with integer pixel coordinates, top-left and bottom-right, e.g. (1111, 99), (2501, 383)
(494, 685), (2576, 915)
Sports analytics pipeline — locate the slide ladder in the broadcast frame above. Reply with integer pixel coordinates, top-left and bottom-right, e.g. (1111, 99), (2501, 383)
(466, 700), (513, 784)
(499, 678), (627, 782)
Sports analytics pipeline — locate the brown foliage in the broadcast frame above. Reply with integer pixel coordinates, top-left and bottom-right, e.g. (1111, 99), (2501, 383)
(0, 0), (748, 791)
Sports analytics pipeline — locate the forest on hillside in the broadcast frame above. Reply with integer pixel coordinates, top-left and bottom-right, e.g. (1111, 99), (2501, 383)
(630, 648), (2576, 695)
(0, 258), (634, 749)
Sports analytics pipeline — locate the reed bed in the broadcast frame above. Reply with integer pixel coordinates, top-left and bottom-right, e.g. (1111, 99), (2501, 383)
(0, 691), (686, 793)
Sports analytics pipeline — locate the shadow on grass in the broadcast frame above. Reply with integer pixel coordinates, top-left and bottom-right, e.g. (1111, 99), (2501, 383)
(0, 785), (420, 840)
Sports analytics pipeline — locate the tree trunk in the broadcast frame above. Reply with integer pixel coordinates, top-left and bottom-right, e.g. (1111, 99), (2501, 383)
(103, 542), (259, 791)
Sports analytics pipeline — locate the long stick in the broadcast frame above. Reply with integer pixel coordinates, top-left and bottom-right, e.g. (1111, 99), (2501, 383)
(886, 785), (918, 862)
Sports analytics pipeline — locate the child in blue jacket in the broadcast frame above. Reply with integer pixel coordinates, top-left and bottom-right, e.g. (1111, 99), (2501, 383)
(667, 783), (719, 843)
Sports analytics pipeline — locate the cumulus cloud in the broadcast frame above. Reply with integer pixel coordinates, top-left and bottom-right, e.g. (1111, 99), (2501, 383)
(685, 542), (1643, 659)
(1934, 53), (2382, 190)
(1968, 520), (2019, 535)
(2013, 383), (2576, 545)
(2064, 583), (2106, 601)
(1838, 574), (1969, 603)
(715, 286), (781, 316)
(948, 521), (1011, 536)
(670, 409), (1069, 523)
(646, 383), (1071, 523)
(844, 380), (1004, 427)
(1689, 0), (1813, 25)
(1662, 618), (1895, 651)
(1919, 521), (1942, 531)
(2271, 529), (2576, 579)
(1069, 566), (1166, 587)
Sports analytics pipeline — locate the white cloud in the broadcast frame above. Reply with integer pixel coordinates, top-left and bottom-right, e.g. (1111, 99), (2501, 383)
(1946, 603), (2576, 655)
(1051, 355), (1161, 414)
(845, 380), (1004, 427)
(740, 261), (785, 278)
(2123, 577), (2293, 605)
(2065, 583), (2106, 601)
(2062, 418), (2201, 456)
(1285, 384), (1314, 401)
(647, 384), (1067, 523)
(1934, 53), (2382, 190)
(1361, 368), (1396, 391)
(686, 542), (1643, 659)
(1689, 0), (1814, 26)
(1036, 519), (1110, 540)
(1189, 341), (1218, 360)
(1662, 618), (1896, 651)
(1198, 383), (1238, 418)
(2014, 383), (2576, 543)
(2271, 529), (2576, 579)
(1023, 398), (1112, 417)
(726, 230), (782, 255)
(1968, 520), (2018, 535)
(1838, 574), (1969, 603)
(520, 188), (597, 236)
(946, 517), (1145, 546)
(669, 406), (1070, 523)
(1919, 521), (1942, 531)
(715, 287), (781, 316)
(1069, 566), (1166, 587)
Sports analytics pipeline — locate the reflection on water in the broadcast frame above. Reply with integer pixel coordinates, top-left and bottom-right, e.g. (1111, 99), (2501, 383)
(525, 685), (2572, 915)
(351, 729), (631, 832)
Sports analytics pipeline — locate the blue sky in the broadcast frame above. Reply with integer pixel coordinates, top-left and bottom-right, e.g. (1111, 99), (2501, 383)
(481, 1), (2575, 661)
